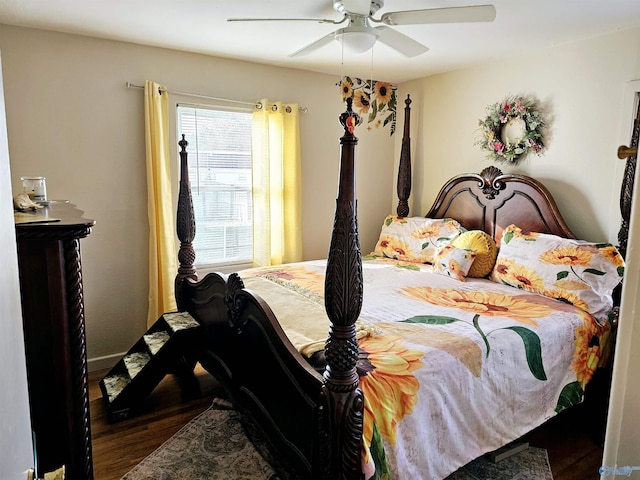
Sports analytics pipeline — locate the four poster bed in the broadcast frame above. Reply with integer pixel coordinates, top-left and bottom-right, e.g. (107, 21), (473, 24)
(173, 96), (626, 479)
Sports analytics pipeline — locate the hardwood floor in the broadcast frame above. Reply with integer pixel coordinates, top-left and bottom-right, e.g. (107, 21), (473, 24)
(525, 405), (605, 480)
(89, 364), (605, 479)
(89, 364), (224, 479)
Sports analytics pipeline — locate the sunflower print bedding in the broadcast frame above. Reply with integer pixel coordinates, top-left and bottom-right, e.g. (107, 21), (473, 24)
(241, 255), (615, 479)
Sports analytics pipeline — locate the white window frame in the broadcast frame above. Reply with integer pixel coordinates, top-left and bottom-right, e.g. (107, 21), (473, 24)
(173, 100), (254, 274)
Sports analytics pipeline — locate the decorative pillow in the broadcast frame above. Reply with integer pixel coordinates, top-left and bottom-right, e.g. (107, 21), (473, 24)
(490, 224), (625, 320)
(371, 215), (464, 264)
(451, 230), (498, 277)
(431, 244), (477, 281)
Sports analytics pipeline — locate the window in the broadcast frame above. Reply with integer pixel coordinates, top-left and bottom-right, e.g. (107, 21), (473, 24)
(176, 104), (253, 268)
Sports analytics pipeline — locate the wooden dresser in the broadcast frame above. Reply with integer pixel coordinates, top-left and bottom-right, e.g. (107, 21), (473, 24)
(15, 202), (95, 480)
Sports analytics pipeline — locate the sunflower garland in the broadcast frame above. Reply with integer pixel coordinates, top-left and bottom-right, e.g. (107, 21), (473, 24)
(477, 95), (545, 164)
(338, 76), (398, 135)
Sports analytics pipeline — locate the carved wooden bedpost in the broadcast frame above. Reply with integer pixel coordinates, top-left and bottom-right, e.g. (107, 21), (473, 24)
(175, 134), (198, 310)
(618, 104), (640, 259)
(317, 98), (364, 480)
(397, 95), (412, 217)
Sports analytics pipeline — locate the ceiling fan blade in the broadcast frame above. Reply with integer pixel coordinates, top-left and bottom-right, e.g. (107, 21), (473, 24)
(288, 32), (337, 57)
(375, 26), (428, 57)
(381, 5), (496, 26)
(228, 17), (343, 25)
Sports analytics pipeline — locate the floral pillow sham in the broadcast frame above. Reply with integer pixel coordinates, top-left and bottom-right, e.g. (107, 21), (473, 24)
(490, 224), (625, 321)
(431, 245), (476, 281)
(371, 215), (465, 264)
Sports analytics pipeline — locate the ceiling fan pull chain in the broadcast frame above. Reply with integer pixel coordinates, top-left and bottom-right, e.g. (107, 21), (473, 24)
(340, 39), (344, 81)
(370, 45), (374, 97)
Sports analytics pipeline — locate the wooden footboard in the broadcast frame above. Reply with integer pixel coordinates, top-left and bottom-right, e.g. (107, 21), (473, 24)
(179, 271), (323, 477)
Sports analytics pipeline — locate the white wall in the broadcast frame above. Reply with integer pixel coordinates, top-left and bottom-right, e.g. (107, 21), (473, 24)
(0, 52), (35, 479)
(397, 27), (640, 246)
(0, 24), (395, 368)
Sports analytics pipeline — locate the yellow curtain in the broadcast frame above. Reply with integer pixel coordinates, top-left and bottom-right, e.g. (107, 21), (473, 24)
(252, 100), (302, 267)
(144, 80), (177, 326)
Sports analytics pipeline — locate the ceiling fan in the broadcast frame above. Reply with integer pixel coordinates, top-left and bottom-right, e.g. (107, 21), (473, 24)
(228, 0), (496, 58)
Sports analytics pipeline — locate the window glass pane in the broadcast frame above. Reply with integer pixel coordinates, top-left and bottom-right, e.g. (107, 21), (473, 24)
(176, 105), (253, 267)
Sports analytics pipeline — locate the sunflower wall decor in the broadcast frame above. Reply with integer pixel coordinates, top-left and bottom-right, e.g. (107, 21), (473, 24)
(477, 95), (546, 164)
(339, 76), (398, 135)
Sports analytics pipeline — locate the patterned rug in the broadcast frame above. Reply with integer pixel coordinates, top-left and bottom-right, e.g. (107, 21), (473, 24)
(122, 398), (553, 480)
(445, 447), (553, 480)
(121, 398), (278, 480)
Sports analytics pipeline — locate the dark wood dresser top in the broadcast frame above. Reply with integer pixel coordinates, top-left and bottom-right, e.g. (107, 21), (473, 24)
(15, 202), (95, 239)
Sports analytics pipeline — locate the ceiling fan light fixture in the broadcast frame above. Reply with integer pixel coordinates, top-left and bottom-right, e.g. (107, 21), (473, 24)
(334, 25), (380, 53)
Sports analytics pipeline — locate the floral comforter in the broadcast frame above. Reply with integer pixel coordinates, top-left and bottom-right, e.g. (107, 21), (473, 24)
(240, 256), (610, 480)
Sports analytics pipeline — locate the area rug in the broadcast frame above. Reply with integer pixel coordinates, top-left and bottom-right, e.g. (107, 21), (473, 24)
(121, 398), (280, 480)
(445, 447), (553, 480)
(122, 398), (553, 480)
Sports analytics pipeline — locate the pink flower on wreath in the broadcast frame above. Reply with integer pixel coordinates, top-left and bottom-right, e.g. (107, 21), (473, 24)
(503, 103), (511, 112)
(493, 141), (504, 153)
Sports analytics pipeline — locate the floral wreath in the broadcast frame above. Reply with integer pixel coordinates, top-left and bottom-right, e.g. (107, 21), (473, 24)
(477, 95), (545, 164)
(338, 76), (398, 135)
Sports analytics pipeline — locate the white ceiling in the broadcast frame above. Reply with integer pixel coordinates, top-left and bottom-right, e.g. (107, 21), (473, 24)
(2, 0), (640, 83)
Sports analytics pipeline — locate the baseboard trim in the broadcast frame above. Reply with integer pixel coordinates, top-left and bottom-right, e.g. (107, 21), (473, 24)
(88, 352), (126, 372)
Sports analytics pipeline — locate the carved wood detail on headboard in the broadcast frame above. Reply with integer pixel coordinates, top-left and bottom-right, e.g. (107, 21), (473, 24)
(426, 166), (576, 244)
(476, 165), (505, 200)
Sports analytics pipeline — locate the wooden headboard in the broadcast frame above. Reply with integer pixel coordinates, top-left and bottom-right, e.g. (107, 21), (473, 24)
(426, 165), (576, 244)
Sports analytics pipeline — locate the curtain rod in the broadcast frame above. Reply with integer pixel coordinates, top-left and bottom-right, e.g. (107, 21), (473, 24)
(125, 82), (307, 113)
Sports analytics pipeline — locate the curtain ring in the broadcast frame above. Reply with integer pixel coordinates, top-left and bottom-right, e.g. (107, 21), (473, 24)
(271, 104), (278, 112)
(285, 106), (292, 113)
(255, 102), (263, 110)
